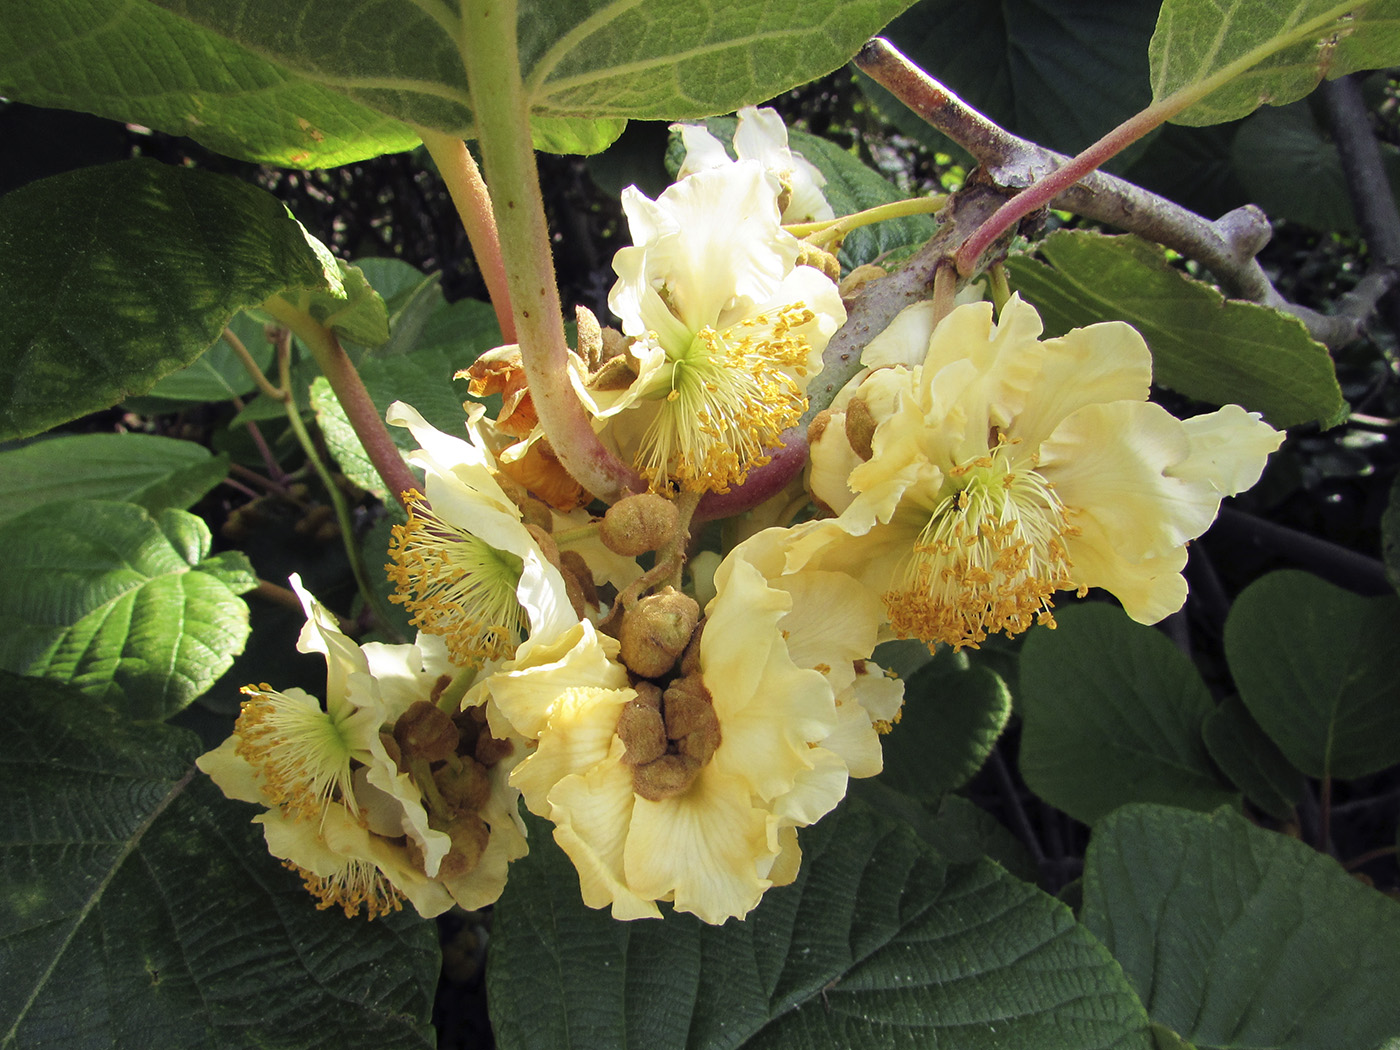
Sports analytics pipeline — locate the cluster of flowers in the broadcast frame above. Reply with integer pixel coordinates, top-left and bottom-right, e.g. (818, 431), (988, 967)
(201, 109), (1284, 925)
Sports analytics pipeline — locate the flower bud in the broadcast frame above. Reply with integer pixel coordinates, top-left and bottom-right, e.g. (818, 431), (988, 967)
(394, 701), (460, 763)
(664, 675), (721, 766)
(434, 812), (491, 879)
(631, 753), (701, 801)
(434, 755), (492, 813)
(618, 588), (700, 678)
(599, 493), (680, 556)
(845, 397), (877, 461)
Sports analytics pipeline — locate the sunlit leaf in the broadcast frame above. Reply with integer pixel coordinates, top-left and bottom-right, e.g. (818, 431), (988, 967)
(1007, 230), (1347, 429)
(1083, 804), (1400, 1050)
(0, 501), (254, 720)
(0, 160), (332, 441)
(1224, 569), (1400, 779)
(1151, 0), (1400, 126)
(0, 673), (439, 1050)
(489, 801), (1156, 1050)
(1018, 604), (1239, 825)
(0, 435), (227, 525)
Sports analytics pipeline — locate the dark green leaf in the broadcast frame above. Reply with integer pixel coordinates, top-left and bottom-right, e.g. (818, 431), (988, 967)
(1007, 230), (1347, 429)
(489, 800), (1155, 1050)
(0, 435), (228, 525)
(0, 501), (253, 720)
(0, 0), (421, 168)
(0, 159), (331, 441)
(1083, 803), (1400, 1050)
(1151, 0), (1400, 127)
(0, 673), (439, 1050)
(1201, 695), (1303, 820)
(857, 0), (1161, 163)
(134, 311), (276, 407)
(1383, 470), (1400, 595)
(880, 650), (1011, 800)
(1019, 604), (1239, 825)
(1225, 569), (1400, 779)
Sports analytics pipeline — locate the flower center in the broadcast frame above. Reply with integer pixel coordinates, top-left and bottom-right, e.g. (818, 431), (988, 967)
(884, 440), (1079, 650)
(234, 684), (358, 824)
(284, 857), (404, 920)
(638, 302), (816, 493)
(386, 492), (528, 664)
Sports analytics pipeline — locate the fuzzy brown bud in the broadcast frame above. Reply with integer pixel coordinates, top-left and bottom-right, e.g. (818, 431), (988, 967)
(663, 676), (721, 767)
(631, 753), (701, 801)
(560, 550), (598, 609)
(433, 812), (491, 879)
(393, 701), (460, 763)
(845, 397), (877, 461)
(616, 696), (667, 766)
(473, 729), (515, 768)
(679, 618), (705, 677)
(618, 588), (700, 678)
(599, 493), (680, 557)
(434, 756), (492, 814)
(526, 524), (562, 569)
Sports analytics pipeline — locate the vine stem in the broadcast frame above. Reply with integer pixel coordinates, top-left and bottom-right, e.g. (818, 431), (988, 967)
(457, 0), (643, 505)
(262, 294), (420, 511)
(416, 126), (517, 343)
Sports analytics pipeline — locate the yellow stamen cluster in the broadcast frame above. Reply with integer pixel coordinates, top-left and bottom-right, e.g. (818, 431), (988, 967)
(284, 858), (404, 920)
(234, 684), (357, 824)
(885, 441), (1079, 650)
(640, 303), (816, 493)
(386, 493), (527, 664)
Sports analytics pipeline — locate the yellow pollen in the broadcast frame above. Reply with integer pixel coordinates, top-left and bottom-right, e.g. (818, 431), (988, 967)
(284, 858), (404, 920)
(884, 442), (1078, 651)
(234, 685), (358, 825)
(386, 492), (528, 664)
(638, 302), (817, 493)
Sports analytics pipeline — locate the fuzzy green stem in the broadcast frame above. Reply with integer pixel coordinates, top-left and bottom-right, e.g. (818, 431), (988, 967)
(458, 0), (643, 504)
(436, 663), (480, 714)
(417, 126), (517, 342)
(271, 328), (405, 642)
(262, 294), (420, 511)
(987, 262), (1011, 312)
(785, 195), (947, 248)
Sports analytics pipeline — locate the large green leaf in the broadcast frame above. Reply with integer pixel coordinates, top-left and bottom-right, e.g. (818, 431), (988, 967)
(1018, 604), (1239, 825)
(0, 501), (255, 720)
(1083, 804), (1400, 1050)
(0, 435), (228, 525)
(879, 650), (1011, 800)
(1224, 569), (1400, 779)
(0, 673), (439, 1050)
(130, 311), (276, 408)
(489, 801), (1156, 1050)
(0, 159), (331, 441)
(0, 0), (421, 167)
(1151, 0), (1400, 126)
(1006, 230), (1346, 429)
(142, 0), (915, 138)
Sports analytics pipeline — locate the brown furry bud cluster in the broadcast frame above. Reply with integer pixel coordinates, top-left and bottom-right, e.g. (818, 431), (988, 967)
(615, 675), (721, 801)
(599, 493), (680, 557)
(394, 696), (515, 879)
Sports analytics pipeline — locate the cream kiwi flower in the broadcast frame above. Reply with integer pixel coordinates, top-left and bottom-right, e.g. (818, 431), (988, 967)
(384, 400), (577, 664)
(197, 575), (528, 918)
(479, 533), (900, 924)
(583, 161), (844, 494)
(673, 105), (835, 225)
(800, 295), (1285, 650)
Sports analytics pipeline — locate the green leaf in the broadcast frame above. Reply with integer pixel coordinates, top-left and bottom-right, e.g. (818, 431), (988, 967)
(1201, 694), (1304, 820)
(1383, 470), (1400, 595)
(0, 0), (422, 168)
(1006, 230), (1347, 429)
(280, 258), (391, 351)
(490, 800), (1155, 1050)
(132, 0), (914, 147)
(0, 435), (228, 525)
(1224, 569), (1400, 779)
(879, 650), (1011, 800)
(1083, 803), (1400, 1050)
(311, 347), (482, 505)
(0, 159), (332, 441)
(0, 672), (439, 1050)
(1018, 604), (1239, 825)
(131, 311), (276, 407)
(1151, 0), (1400, 127)
(0, 501), (253, 720)
(856, 0), (1161, 162)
